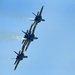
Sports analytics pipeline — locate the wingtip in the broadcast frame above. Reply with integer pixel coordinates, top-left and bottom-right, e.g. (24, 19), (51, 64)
(42, 5), (44, 7)
(14, 68), (16, 71)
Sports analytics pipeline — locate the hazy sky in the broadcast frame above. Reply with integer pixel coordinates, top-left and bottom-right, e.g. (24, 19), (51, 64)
(0, 0), (75, 75)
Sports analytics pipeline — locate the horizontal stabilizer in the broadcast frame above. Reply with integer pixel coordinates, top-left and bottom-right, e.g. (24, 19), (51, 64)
(23, 56), (28, 58)
(42, 19), (45, 21)
(34, 37), (38, 39)
(14, 51), (18, 55)
(32, 12), (36, 16)
(22, 30), (26, 34)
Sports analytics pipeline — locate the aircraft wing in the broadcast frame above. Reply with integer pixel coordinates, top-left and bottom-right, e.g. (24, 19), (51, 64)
(39, 6), (44, 16)
(25, 41), (31, 52)
(22, 39), (28, 53)
(32, 22), (38, 34)
(14, 60), (20, 70)
(29, 22), (35, 33)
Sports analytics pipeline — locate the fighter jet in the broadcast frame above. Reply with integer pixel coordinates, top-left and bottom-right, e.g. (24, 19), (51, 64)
(22, 23), (38, 52)
(14, 50), (28, 70)
(32, 5), (45, 23)
(22, 22), (35, 44)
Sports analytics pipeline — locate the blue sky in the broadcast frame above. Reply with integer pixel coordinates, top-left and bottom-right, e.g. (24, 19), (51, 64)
(0, 0), (75, 75)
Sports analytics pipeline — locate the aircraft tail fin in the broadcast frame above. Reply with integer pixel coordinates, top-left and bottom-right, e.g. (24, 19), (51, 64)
(37, 12), (39, 16)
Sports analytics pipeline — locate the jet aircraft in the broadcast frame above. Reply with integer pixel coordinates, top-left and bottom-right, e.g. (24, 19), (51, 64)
(22, 23), (38, 52)
(22, 22), (35, 44)
(14, 50), (28, 70)
(32, 5), (45, 23)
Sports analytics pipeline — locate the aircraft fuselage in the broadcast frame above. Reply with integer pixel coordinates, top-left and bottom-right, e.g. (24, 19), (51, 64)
(16, 53), (24, 60)
(35, 15), (42, 23)
(24, 33), (35, 41)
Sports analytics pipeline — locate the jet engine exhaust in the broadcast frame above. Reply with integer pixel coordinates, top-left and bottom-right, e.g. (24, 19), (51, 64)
(0, 33), (25, 41)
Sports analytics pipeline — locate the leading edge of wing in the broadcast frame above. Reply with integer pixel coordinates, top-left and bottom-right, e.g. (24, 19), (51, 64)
(39, 5), (44, 16)
(14, 60), (20, 71)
